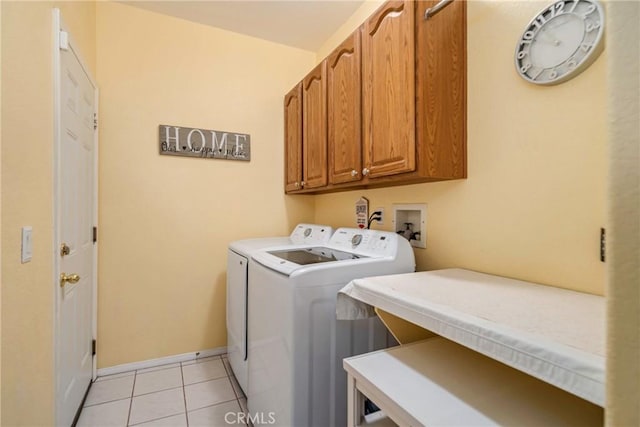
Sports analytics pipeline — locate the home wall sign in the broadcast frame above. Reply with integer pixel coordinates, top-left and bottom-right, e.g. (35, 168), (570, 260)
(159, 124), (251, 161)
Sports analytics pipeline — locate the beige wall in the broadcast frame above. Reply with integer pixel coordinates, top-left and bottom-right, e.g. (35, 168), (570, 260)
(95, 2), (315, 368)
(1, 1), (95, 424)
(313, 0), (607, 295)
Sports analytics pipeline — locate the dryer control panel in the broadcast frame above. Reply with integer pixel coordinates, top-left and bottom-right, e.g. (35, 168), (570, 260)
(329, 228), (399, 257)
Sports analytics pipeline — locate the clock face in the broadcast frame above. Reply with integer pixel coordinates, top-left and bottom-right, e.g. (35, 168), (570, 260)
(515, 0), (605, 85)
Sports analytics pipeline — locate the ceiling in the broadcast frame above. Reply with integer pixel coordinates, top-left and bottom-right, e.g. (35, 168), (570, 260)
(123, 0), (365, 52)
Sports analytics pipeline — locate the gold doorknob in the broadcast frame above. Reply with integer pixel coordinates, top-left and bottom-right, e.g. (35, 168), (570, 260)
(60, 273), (80, 287)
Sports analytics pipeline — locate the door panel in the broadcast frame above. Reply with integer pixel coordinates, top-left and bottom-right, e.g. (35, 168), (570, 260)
(284, 84), (303, 192)
(416, 0), (467, 179)
(58, 33), (95, 427)
(362, 0), (416, 178)
(302, 61), (328, 189)
(328, 31), (362, 185)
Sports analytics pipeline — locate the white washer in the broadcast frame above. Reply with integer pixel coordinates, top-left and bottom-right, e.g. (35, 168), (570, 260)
(248, 228), (415, 427)
(227, 224), (333, 394)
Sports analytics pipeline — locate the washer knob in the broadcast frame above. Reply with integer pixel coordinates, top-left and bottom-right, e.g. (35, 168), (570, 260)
(351, 234), (363, 246)
(304, 228), (312, 237)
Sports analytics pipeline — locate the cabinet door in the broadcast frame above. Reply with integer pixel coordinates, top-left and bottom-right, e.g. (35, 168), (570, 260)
(416, 0), (467, 179)
(302, 61), (328, 189)
(327, 31), (362, 185)
(362, 0), (416, 179)
(284, 83), (303, 192)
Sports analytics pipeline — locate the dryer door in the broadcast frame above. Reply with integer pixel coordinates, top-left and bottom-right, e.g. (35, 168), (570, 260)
(227, 249), (249, 392)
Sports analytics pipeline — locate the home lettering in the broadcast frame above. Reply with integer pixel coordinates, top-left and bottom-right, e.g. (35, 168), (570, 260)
(159, 124), (251, 161)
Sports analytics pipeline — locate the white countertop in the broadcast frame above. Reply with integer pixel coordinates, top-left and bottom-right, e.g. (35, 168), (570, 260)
(337, 268), (605, 406)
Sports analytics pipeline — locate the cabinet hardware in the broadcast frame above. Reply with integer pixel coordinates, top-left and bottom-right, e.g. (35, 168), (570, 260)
(424, 0), (453, 20)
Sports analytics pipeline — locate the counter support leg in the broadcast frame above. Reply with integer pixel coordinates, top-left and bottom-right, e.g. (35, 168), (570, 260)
(347, 374), (364, 427)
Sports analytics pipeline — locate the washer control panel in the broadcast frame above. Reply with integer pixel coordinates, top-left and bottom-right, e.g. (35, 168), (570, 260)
(329, 228), (398, 257)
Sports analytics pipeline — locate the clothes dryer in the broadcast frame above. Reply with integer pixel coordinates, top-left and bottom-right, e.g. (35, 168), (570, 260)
(226, 224), (332, 393)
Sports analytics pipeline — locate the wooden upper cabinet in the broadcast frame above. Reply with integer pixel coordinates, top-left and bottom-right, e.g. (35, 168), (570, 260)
(327, 31), (362, 185)
(284, 83), (303, 192)
(415, 0), (467, 179)
(362, 0), (416, 179)
(302, 61), (328, 189)
(283, 0), (466, 194)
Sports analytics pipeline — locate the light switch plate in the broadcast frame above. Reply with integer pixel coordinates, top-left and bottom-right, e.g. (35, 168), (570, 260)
(21, 226), (32, 263)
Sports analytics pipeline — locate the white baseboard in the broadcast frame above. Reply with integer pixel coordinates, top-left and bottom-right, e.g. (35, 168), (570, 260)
(96, 346), (227, 377)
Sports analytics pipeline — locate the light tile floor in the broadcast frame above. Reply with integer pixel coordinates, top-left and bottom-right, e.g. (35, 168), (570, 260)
(77, 355), (248, 427)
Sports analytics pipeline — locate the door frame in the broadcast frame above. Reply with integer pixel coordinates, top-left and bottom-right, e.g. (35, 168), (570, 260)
(52, 8), (99, 424)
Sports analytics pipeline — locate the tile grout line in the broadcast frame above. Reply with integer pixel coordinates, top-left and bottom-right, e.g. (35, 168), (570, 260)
(98, 362), (180, 382)
(96, 373), (227, 403)
(131, 384), (185, 399)
(188, 397), (239, 415)
(183, 376), (229, 387)
(128, 411), (187, 427)
(83, 396), (131, 409)
(135, 363), (182, 375)
(182, 358), (229, 387)
(181, 361), (190, 427)
(220, 355), (247, 424)
(127, 406), (186, 427)
(126, 370), (137, 426)
(182, 355), (220, 367)
(220, 355), (242, 400)
(95, 372), (136, 383)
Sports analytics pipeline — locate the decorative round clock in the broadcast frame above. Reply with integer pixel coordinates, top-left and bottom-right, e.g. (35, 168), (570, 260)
(515, 0), (605, 85)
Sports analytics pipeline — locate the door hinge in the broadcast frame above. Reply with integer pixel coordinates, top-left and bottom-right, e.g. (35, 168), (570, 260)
(600, 228), (606, 262)
(92, 339), (96, 356)
(93, 226), (97, 243)
(93, 113), (98, 131)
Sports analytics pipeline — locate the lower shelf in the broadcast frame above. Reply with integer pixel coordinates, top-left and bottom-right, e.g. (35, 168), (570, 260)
(344, 337), (603, 427)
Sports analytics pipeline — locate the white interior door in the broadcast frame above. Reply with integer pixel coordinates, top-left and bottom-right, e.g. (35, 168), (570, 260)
(54, 10), (97, 426)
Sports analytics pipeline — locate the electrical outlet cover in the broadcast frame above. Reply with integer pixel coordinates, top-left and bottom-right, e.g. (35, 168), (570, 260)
(374, 207), (385, 225)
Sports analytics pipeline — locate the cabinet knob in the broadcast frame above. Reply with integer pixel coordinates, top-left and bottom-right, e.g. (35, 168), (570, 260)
(294, 182), (300, 188)
(351, 170), (358, 177)
(301, 181), (306, 187)
(362, 168), (370, 176)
